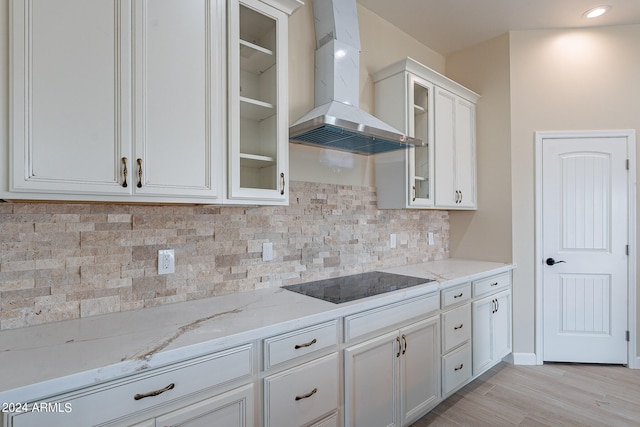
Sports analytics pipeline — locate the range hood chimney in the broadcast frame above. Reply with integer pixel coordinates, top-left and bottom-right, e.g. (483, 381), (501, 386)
(289, 0), (422, 155)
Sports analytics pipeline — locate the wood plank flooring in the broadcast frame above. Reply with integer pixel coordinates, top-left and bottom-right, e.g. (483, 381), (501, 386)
(410, 362), (640, 426)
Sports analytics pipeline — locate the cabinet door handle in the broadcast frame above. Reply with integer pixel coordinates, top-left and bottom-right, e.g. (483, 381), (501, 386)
(454, 292), (463, 299)
(496, 298), (500, 313)
(396, 336), (401, 358)
(122, 157), (128, 188)
(295, 388), (317, 401)
(401, 334), (407, 355)
(459, 190), (463, 204)
(454, 324), (464, 330)
(294, 338), (317, 349)
(454, 363), (464, 371)
(280, 172), (285, 195)
(137, 158), (143, 188)
(412, 185), (416, 202)
(134, 383), (175, 400)
(454, 190), (459, 204)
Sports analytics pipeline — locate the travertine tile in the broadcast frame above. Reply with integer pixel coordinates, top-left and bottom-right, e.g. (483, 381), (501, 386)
(0, 181), (449, 329)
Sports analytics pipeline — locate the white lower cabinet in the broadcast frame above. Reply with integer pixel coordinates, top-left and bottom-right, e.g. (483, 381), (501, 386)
(2, 267), (514, 427)
(344, 316), (440, 427)
(7, 344), (255, 427)
(472, 283), (512, 375)
(264, 353), (339, 427)
(132, 384), (254, 427)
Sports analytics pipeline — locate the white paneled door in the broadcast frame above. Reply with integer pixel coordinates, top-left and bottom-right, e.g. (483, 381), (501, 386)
(542, 133), (629, 363)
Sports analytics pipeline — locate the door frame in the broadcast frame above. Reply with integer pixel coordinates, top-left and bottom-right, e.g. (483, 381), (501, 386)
(534, 130), (637, 367)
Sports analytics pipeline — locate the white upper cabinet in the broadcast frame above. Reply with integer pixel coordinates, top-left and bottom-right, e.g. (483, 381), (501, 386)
(434, 88), (477, 209)
(9, 0), (132, 198)
(4, 0), (301, 204)
(374, 73), (435, 208)
(227, 0), (291, 205)
(372, 57), (479, 210)
(131, 0), (225, 200)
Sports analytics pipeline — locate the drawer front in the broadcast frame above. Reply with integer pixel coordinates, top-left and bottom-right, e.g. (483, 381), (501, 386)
(264, 353), (339, 427)
(442, 283), (471, 308)
(442, 343), (472, 396)
(9, 344), (254, 427)
(473, 272), (511, 297)
(442, 304), (471, 353)
(344, 293), (439, 343)
(264, 320), (338, 370)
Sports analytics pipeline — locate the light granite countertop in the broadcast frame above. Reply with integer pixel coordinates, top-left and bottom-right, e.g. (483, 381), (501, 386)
(0, 258), (514, 403)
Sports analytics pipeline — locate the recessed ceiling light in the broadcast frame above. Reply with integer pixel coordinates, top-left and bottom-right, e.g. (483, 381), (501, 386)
(583, 5), (612, 19)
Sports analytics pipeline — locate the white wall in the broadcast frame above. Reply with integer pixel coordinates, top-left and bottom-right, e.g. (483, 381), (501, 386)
(509, 25), (640, 356)
(445, 34), (513, 264)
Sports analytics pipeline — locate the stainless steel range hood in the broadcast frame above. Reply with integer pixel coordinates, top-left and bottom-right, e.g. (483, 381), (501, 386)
(289, 0), (422, 155)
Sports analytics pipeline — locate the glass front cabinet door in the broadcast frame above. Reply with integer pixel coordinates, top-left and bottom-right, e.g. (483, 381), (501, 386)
(407, 75), (435, 207)
(228, 0), (289, 204)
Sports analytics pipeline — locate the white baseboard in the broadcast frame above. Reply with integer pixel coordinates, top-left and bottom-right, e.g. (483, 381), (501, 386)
(511, 352), (538, 365)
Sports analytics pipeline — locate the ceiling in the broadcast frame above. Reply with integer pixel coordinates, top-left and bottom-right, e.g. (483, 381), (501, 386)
(356, 0), (640, 55)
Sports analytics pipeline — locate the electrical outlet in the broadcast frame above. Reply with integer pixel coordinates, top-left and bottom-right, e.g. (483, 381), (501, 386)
(428, 232), (435, 245)
(390, 233), (397, 249)
(262, 242), (273, 262)
(158, 249), (175, 275)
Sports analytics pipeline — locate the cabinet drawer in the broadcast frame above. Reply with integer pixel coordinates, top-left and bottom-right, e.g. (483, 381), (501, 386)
(441, 304), (471, 353)
(264, 353), (339, 427)
(344, 293), (439, 342)
(9, 344), (254, 427)
(473, 272), (511, 297)
(442, 283), (471, 308)
(442, 343), (472, 396)
(264, 320), (338, 370)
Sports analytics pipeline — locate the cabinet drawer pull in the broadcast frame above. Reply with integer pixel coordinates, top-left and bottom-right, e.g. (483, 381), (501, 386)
(294, 338), (317, 349)
(295, 387), (317, 401)
(454, 364), (464, 371)
(454, 324), (464, 330)
(280, 172), (285, 195)
(122, 157), (128, 188)
(137, 158), (143, 188)
(134, 383), (175, 401)
(453, 292), (463, 299)
(490, 282), (498, 287)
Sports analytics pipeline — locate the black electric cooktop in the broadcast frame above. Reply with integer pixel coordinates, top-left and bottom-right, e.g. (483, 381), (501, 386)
(283, 271), (434, 304)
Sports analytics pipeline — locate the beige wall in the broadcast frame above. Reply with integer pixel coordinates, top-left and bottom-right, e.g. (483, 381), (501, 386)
(445, 34), (513, 264)
(287, 1), (445, 186)
(509, 25), (640, 356)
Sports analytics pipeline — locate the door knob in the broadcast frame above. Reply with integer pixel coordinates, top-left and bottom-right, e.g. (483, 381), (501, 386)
(545, 257), (566, 266)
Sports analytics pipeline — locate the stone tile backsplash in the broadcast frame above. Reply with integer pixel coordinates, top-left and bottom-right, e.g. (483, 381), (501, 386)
(0, 181), (449, 330)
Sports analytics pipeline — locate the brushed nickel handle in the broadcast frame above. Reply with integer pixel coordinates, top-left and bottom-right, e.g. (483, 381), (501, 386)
(396, 336), (401, 358)
(454, 324), (464, 330)
(294, 338), (317, 349)
(134, 383), (174, 400)
(122, 157), (128, 188)
(454, 364), (464, 371)
(280, 172), (285, 195)
(295, 388), (317, 401)
(401, 334), (407, 355)
(454, 292), (463, 299)
(137, 158), (143, 188)
(412, 185), (416, 202)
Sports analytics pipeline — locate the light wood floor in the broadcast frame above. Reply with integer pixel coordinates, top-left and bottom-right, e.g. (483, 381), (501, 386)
(410, 362), (640, 426)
